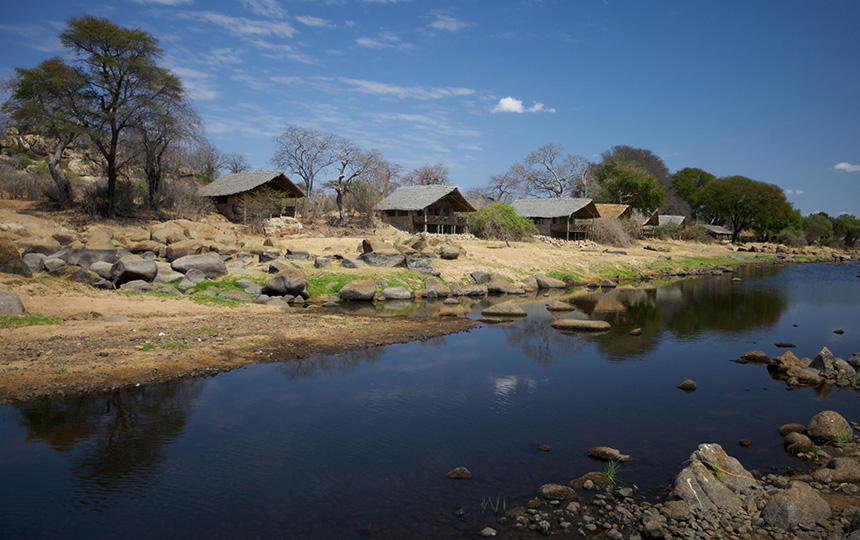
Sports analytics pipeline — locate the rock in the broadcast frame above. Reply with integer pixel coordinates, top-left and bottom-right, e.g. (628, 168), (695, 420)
(423, 276), (449, 297)
(42, 257), (66, 272)
(110, 257), (157, 286)
(551, 318), (611, 332)
(313, 256), (331, 268)
(671, 443), (760, 515)
(628, 328), (643, 336)
(129, 240), (164, 254)
(439, 246), (460, 260)
(171, 252), (227, 279)
(405, 257), (438, 275)
(155, 268), (184, 284)
(0, 237), (31, 276)
(150, 222), (187, 244)
(338, 279), (378, 301)
(677, 379), (697, 391)
(165, 240), (205, 261)
(785, 364), (823, 385)
(538, 483), (576, 500)
(21, 252), (45, 274)
(546, 300), (573, 312)
(381, 287), (412, 300)
(18, 236), (62, 256)
(807, 410), (853, 442)
(340, 258), (368, 269)
(470, 271), (489, 284)
(762, 481), (831, 529)
(0, 291), (25, 315)
(481, 302), (527, 317)
(834, 329), (845, 335)
(740, 350), (770, 363)
(480, 526), (496, 537)
(262, 268), (310, 299)
(570, 471), (610, 491)
(778, 423), (807, 437)
(537, 443), (551, 452)
(769, 350), (804, 371)
(259, 251), (281, 263)
(284, 250), (310, 261)
(661, 500), (691, 521)
(784, 432), (813, 455)
(775, 342), (796, 348)
(808, 347), (836, 372)
(88, 260), (114, 280)
(357, 252), (406, 267)
(587, 446), (631, 462)
(811, 457), (860, 483)
(486, 273), (510, 294)
(534, 273), (566, 289)
(218, 290), (252, 303)
(268, 260), (291, 274)
(600, 279), (617, 288)
(446, 467), (472, 479)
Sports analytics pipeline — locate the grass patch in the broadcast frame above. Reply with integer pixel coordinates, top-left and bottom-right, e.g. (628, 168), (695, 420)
(162, 341), (189, 351)
(186, 276), (266, 295)
(141, 343), (156, 351)
(480, 494), (506, 516)
(197, 325), (219, 333)
(604, 459), (629, 485)
(306, 273), (366, 298)
(0, 313), (61, 329)
(547, 268), (584, 282)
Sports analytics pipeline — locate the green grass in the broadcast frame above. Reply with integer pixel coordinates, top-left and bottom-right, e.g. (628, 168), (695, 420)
(480, 494), (506, 516)
(55, 365), (67, 374)
(186, 276), (266, 295)
(0, 313), (61, 329)
(141, 343), (156, 351)
(547, 268), (584, 282)
(197, 325), (219, 333)
(306, 273), (366, 298)
(830, 432), (855, 444)
(162, 341), (189, 351)
(604, 459), (629, 485)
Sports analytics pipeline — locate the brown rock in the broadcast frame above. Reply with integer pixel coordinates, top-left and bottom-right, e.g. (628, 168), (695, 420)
(446, 467), (472, 479)
(678, 379), (697, 391)
(551, 318), (611, 332)
(587, 446), (631, 462)
(778, 423), (807, 437)
(807, 410), (853, 442)
(0, 236), (32, 277)
(538, 483), (576, 500)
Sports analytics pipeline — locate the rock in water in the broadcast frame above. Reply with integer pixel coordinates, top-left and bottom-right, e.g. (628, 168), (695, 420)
(587, 446), (631, 462)
(551, 318), (611, 332)
(446, 467), (472, 479)
(762, 481), (831, 529)
(677, 379), (697, 391)
(481, 302), (527, 317)
(807, 410), (853, 442)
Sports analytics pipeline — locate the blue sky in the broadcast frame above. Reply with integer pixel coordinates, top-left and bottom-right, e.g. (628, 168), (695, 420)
(1, 0), (858, 216)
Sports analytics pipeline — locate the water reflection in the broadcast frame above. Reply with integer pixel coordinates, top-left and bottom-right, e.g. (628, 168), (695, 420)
(11, 381), (204, 509)
(275, 347), (385, 380)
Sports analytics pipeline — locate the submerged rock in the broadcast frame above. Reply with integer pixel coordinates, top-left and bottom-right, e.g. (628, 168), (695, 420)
(446, 467), (472, 479)
(481, 302), (527, 317)
(586, 446), (631, 462)
(677, 379), (697, 391)
(551, 318), (611, 332)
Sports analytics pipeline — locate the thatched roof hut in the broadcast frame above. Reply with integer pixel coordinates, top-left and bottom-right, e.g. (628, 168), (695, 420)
(657, 215), (691, 227)
(374, 185), (475, 233)
(512, 198), (600, 240)
(593, 203), (632, 220)
(198, 170), (305, 222)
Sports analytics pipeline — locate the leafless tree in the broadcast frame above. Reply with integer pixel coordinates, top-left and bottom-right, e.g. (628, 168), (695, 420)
(402, 163), (450, 186)
(327, 141), (381, 223)
(271, 125), (338, 199)
(182, 138), (223, 183)
(222, 152), (251, 174)
(510, 143), (591, 198)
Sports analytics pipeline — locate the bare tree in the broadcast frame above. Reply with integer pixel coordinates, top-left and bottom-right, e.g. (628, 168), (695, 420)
(403, 163), (450, 186)
(510, 143), (590, 198)
(327, 141), (381, 223)
(183, 138), (223, 183)
(222, 152), (251, 174)
(271, 125), (338, 199)
(478, 170), (524, 203)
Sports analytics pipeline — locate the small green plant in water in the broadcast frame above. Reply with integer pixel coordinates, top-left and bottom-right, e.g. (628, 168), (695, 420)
(830, 432), (854, 444)
(604, 459), (629, 485)
(810, 445), (820, 460)
(480, 494), (506, 516)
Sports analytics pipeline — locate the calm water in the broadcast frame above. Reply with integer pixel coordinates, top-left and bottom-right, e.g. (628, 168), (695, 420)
(2, 262), (859, 539)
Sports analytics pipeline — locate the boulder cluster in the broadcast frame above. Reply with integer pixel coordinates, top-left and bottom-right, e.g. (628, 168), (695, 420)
(736, 347), (860, 392)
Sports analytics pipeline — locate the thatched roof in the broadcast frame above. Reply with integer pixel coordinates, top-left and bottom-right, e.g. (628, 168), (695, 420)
(198, 170), (305, 198)
(374, 185), (475, 212)
(632, 209), (659, 227)
(593, 203), (631, 220)
(703, 224), (732, 235)
(512, 198), (599, 219)
(658, 215), (688, 227)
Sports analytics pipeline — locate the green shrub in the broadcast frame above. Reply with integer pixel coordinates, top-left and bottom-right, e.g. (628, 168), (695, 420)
(466, 202), (537, 241)
(776, 227), (806, 247)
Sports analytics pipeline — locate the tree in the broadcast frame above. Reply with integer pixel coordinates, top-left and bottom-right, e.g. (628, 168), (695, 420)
(594, 157), (665, 212)
(222, 152), (251, 174)
(59, 15), (180, 218)
(184, 138), (223, 183)
(271, 125), (338, 199)
(327, 141), (380, 223)
(509, 143), (590, 198)
(803, 213), (833, 245)
(470, 170), (524, 204)
(671, 167), (715, 220)
(403, 163), (450, 186)
(2, 58), (86, 205)
(833, 214), (860, 247)
(698, 175), (794, 243)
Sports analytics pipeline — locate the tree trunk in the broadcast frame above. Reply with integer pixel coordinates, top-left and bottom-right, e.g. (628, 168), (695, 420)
(335, 186), (346, 223)
(47, 144), (73, 207)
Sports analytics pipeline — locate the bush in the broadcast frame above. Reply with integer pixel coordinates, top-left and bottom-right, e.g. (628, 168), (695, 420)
(81, 179), (145, 217)
(591, 217), (635, 247)
(156, 177), (213, 218)
(776, 227), (806, 247)
(0, 163), (57, 200)
(466, 202), (537, 241)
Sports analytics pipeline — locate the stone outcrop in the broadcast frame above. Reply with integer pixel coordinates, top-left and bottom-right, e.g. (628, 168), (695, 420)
(551, 318), (611, 332)
(0, 236), (31, 276)
(171, 252), (227, 279)
(262, 268), (309, 299)
(337, 279), (378, 301)
(0, 290), (25, 315)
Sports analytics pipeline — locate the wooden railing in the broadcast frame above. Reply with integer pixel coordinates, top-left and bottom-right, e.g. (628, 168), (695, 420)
(413, 215), (468, 227)
(550, 223), (592, 234)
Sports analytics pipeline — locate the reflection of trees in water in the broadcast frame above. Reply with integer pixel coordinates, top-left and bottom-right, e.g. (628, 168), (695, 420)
(501, 316), (585, 365)
(12, 380), (205, 509)
(276, 347), (386, 380)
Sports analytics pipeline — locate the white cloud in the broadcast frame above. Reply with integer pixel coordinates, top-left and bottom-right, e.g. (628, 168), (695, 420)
(204, 48), (243, 66)
(296, 15), (334, 28)
(783, 189), (805, 195)
(240, 0), (287, 19)
(340, 78), (475, 100)
(252, 40), (316, 64)
(834, 162), (860, 173)
(491, 96), (556, 114)
(169, 66), (219, 101)
(428, 12), (470, 32)
(194, 11), (297, 38)
(0, 24), (63, 53)
(356, 31), (411, 50)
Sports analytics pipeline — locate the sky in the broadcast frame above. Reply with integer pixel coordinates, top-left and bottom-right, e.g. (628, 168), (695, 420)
(1, 0), (859, 217)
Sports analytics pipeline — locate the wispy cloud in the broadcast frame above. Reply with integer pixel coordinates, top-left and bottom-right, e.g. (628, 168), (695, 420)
(0, 23), (63, 53)
(356, 32), (411, 50)
(491, 96), (555, 114)
(204, 48), (244, 66)
(427, 12), (470, 32)
(834, 162), (860, 173)
(193, 11), (297, 38)
(341, 78), (475, 100)
(169, 66), (220, 101)
(363, 0), (411, 3)
(239, 0), (287, 19)
(784, 189), (805, 195)
(252, 40), (316, 64)
(296, 15), (334, 28)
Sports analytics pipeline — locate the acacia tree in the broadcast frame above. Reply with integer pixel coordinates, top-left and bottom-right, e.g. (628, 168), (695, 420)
(509, 143), (590, 198)
(698, 175), (794, 243)
(594, 157), (665, 212)
(671, 167), (716, 220)
(2, 58), (86, 206)
(602, 145), (689, 215)
(271, 125), (339, 199)
(328, 141), (381, 223)
(222, 152), (251, 174)
(403, 163), (450, 186)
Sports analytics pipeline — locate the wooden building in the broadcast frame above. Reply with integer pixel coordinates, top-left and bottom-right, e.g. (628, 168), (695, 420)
(703, 224), (732, 242)
(198, 170), (305, 223)
(512, 198), (600, 241)
(374, 185), (475, 234)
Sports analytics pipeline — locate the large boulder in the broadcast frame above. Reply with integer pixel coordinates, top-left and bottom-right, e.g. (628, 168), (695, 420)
(671, 443), (762, 515)
(381, 287), (412, 300)
(762, 481), (831, 529)
(150, 222), (187, 244)
(165, 240), (206, 261)
(111, 257), (158, 285)
(406, 257), (438, 276)
(481, 301), (526, 317)
(357, 252), (406, 267)
(361, 237), (398, 254)
(0, 237), (31, 276)
(534, 273), (566, 289)
(338, 279), (378, 301)
(811, 457), (860, 483)
(808, 347), (836, 372)
(807, 410), (853, 442)
(171, 252), (227, 279)
(423, 276), (449, 298)
(486, 273), (510, 294)
(538, 484), (576, 500)
(262, 268), (309, 298)
(551, 318), (611, 332)
(17, 236), (62, 256)
(0, 291), (25, 315)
